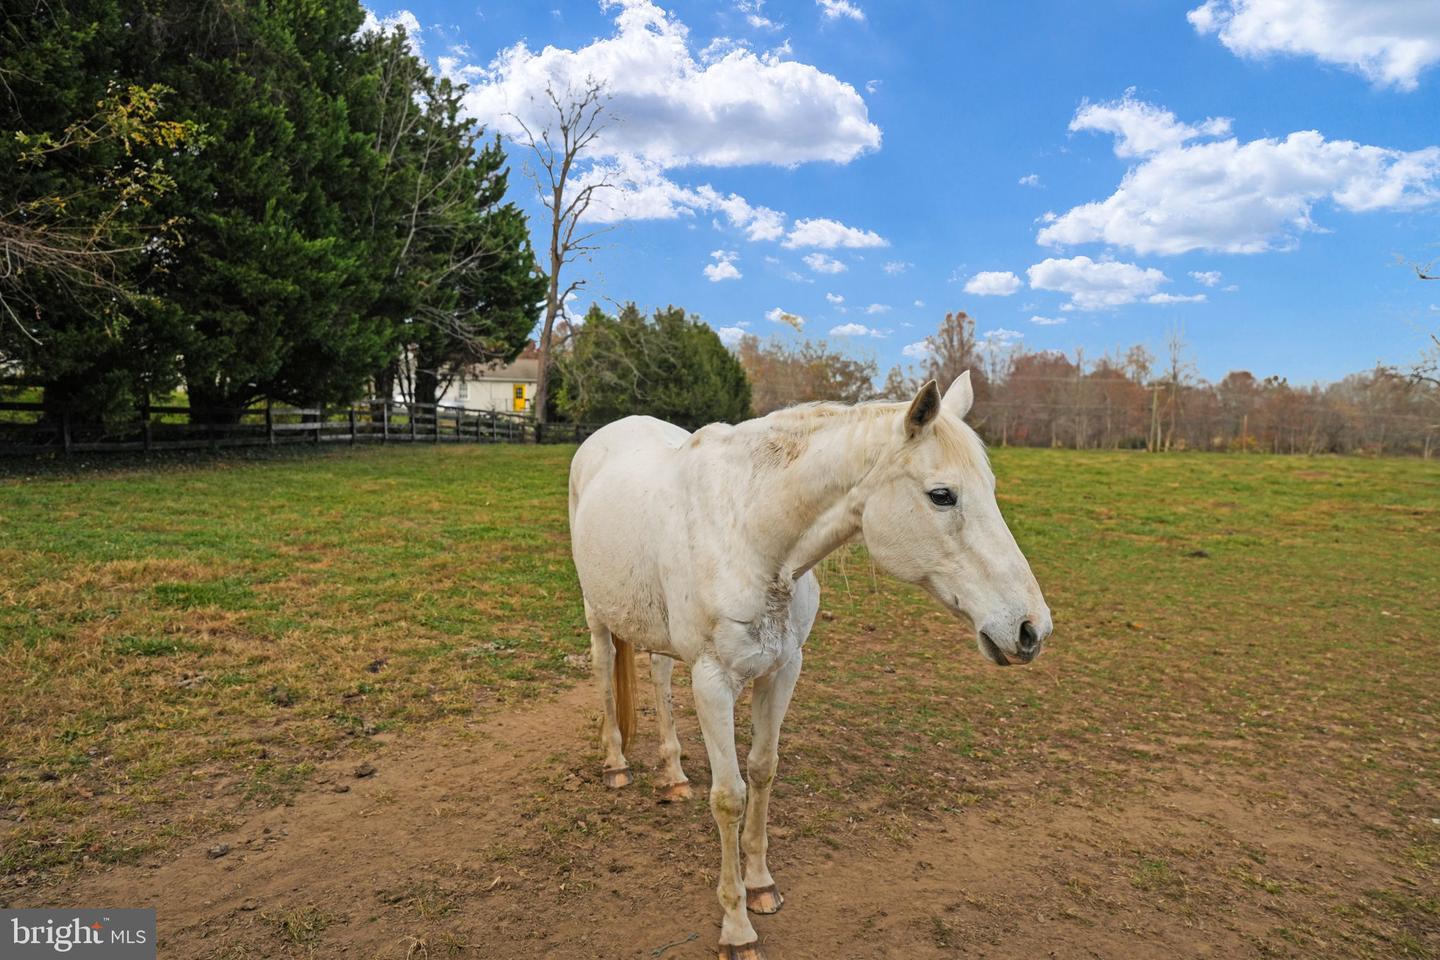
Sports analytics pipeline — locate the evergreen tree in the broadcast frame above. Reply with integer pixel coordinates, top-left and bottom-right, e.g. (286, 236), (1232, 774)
(133, 0), (383, 418)
(0, 1), (197, 419)
(1, 0), (544, 423)
(350, 30), (544, 408)
(553, 303), (752, 427)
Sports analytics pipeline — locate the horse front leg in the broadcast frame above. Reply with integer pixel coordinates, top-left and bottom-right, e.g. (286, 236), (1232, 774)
(691, 657), (762, 960)
(742, 651), (801, 916)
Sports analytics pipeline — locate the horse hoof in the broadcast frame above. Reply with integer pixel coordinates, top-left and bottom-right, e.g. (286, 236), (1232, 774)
(718, 941), (765, 960)
(746, 884), (783, 915)
(657, 780), (692, 803)
(603, 767), (632, 789)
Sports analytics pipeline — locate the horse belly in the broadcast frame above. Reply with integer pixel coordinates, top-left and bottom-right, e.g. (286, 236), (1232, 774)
(571, 465), (679, 656)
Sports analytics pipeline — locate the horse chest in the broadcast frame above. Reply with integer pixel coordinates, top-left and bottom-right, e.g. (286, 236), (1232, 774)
(711, 577), (803, 679)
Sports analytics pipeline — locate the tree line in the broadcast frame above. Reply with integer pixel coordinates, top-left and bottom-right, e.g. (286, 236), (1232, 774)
(545, 306), (1436, 456)
(730, 312), (1438, 457)
(1, 0), (544, 423)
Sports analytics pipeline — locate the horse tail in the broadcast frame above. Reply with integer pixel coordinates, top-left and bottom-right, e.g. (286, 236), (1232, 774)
(612, 635), (638, 751)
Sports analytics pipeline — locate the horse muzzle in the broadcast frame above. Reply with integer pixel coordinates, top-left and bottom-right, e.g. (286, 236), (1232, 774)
(979, 616), (1047, 666)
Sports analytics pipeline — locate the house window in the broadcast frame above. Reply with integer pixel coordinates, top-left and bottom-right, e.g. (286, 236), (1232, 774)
(457, 379), (468, 402)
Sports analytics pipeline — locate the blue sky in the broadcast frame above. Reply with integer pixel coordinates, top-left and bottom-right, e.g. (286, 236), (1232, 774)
(364, 0), (1440, 384)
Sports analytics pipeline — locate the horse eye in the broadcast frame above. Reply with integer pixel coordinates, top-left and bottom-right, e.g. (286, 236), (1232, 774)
(928, 488), (957, 507)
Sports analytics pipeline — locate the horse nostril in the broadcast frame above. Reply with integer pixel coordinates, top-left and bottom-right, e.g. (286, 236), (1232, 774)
(1018, 619), (1039, 655)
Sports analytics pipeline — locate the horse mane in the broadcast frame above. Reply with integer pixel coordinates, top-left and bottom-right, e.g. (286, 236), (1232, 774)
(699, 397), (989, 478)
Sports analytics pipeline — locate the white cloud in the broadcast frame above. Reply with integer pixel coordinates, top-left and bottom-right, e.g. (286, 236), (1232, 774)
(1029, 315), (1066, 325)
(568, 155), (790, 237)
(964, 270), (1023, 296)
(716, 325), (748, 345)
(825, 292), (845, 304)
(865, 303), (891, 314)
(1070, 92), (1231, 159)
(865, 79), (881, 94)
(817, 0), (865, 22)
(1027, 256), (1170, 310)
(704, 250), (742, 282)
(736, 0), (780, 30)
(784, 217), (888, 249)
(913, 298), (925, 307)
(767, 306), (805, 330)
(1147, 292), (1208, 304)
(1018, 173), (1042, 187)
(703, 260), (742, 282)
(803, 252), (848, 274)
(883, 260), (911, 275)
(459, 1), (880, 169)
(830, 322), (873, 336)
(902, 340), (932, 359)
(979, 328), (1025, 354)
(1039, 95), (1440, 255)
(1188, 0), (1440, 91)
(1189, 270), (1224, 286)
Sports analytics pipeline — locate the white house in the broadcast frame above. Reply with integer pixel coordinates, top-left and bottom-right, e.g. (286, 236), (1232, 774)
(394, 343), (540, 413)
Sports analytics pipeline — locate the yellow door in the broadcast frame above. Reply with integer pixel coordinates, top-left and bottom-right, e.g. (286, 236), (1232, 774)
(513, 384), (527, 412)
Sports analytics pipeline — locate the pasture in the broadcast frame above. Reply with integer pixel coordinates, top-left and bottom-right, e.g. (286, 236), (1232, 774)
(0, 445), (1436, 959)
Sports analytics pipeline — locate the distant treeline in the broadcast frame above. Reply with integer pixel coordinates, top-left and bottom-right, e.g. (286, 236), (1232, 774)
(1, 0), (544, 423)
(741, 312), (1438, 457)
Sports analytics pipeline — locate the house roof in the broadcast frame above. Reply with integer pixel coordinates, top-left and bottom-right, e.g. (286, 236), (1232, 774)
(468, 342), (539, 382)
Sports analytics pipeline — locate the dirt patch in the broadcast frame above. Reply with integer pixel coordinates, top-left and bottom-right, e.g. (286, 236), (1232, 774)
(20, 667), (1433, 960)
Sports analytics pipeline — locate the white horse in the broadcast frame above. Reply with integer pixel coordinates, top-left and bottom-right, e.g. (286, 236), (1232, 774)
(567, 373), (1051, 959)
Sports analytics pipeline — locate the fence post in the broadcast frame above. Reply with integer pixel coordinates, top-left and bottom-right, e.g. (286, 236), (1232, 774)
(410, 405), (417, 442)
(142, 401), (152, 454)
(266, 400), (275, 446)
(314, 406), (322, 445)
(382, 402), (389, 443)
(349, 407), (357, 445)
(61, 410), (72, 456)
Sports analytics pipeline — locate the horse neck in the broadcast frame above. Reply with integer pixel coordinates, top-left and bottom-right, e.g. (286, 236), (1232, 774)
(725, 403), (902, 578)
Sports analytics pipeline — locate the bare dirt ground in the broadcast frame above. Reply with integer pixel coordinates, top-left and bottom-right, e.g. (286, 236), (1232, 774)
(46, 663), (1429, 960)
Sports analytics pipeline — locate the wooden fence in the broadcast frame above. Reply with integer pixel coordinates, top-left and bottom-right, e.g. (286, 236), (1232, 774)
(0, 398), (604, 456)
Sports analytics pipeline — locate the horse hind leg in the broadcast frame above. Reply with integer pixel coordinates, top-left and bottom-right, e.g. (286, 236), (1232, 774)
(585, 606), (632, 788)
(650, 654), (692, 802)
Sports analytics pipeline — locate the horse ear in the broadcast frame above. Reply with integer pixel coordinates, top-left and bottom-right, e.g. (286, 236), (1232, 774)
(905, 380), (942, 438)
(942, 370), (974, 420)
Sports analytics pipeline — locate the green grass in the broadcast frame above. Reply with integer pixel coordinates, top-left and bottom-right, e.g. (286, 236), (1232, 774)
(0, 444), (586, 876)
(0, 443), (1436, 958)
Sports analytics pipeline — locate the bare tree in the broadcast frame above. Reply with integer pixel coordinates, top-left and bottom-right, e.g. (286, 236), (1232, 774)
(1423, 345), (1440, 387)
(510, 80), (613, 423)
(738, 335), (877, 414)
(1158, 325), (1195, 451)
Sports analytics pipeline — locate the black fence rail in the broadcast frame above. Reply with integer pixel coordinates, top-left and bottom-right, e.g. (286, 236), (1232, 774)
(0, 399), (604, 455)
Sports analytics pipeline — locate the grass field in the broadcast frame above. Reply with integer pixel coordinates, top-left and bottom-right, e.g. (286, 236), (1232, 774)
(1, 445), (1436, 958)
